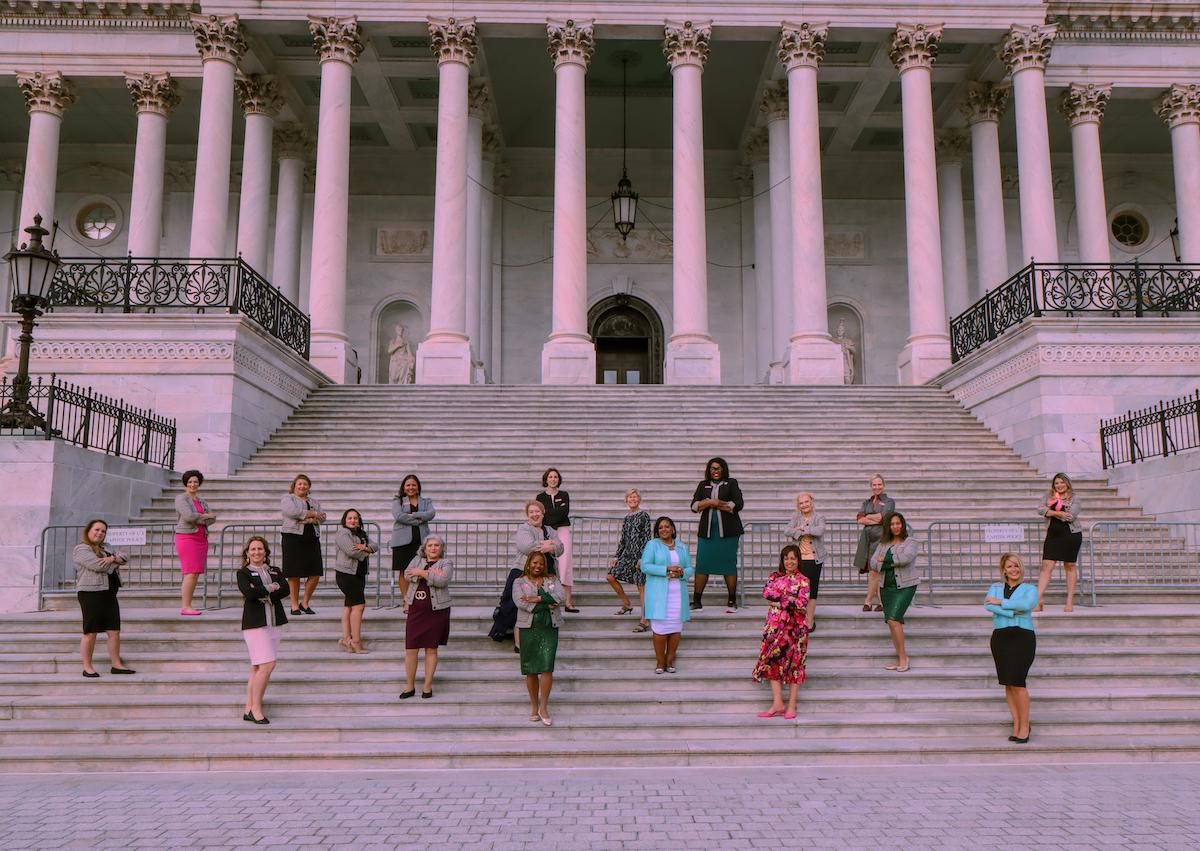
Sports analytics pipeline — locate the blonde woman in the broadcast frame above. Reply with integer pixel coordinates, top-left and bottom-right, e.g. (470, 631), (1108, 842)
(985, 553), (1038, 743)
(784, 492), (826, 632)
(606, 488), (654, 632)
(237, 535), (289, 724)
(852, 475), (894, 612)
(1036, 473), (1083, 612)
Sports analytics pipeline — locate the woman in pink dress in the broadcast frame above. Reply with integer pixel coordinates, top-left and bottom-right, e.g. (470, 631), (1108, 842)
(753, 545), (811, 719)
(175, 470), (216, 616)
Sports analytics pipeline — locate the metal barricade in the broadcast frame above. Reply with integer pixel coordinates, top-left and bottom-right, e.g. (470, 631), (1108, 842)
(1088, 521), (1200, 590)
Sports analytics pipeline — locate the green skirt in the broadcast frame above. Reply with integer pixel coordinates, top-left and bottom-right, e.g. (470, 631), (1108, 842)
(696, 535), (739, 577)
(520, 608), (559, 675)
(881, 568), (916, 624)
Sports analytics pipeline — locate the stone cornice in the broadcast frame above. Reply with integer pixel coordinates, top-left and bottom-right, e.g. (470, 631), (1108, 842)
(663, 20), (711, 71)
(546, 17), (594, 70)
(889, 23), (943, 73)
(1058, 82), (1111, 126)
(778, 21), (828, 72)
(1049, 3), (1200, 41)
(308, 15), (364, 65)
(998, 23), (1057, 75)
(0, 1), (193, 30)
(428, 16), (477, 67)
(189, 12), (246, 63)
(1156, 82), (1200, 128)
(759, 80), (788, 122)
(16, 70), (76, 117)
(124, 71), (181, 117)
(961, 81), (1010, 125)
(235, 73), (283, 117)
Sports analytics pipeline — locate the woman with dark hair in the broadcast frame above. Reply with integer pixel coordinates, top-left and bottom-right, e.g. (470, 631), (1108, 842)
(280, 474), (325, 615)
(391, 473), (435, 599)
(871, 512), (920, 672)
(640, 516), (694, 674)
(514, 551), (565, 725)
(237, 535), (288, 724)
(1036, 472), (1083, 613)
(853, 474), (894, 613)
(986, 553), (1038, 743)
(174, 469), (215, 616)
(753, 545), (811, 718)
(690, 457), (744, 613)
(607, 488), (654, 632)
(74, 520), (134, 677)
(400, 535), (453, 700)
(536, 467), (576, 612)
(334, 508), (376, 654)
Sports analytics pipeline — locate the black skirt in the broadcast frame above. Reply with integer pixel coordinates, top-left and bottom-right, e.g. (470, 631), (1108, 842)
(336, 562), (368, 607)
(799, 560), (822, 599)
(392, 537), (421, 572)
(282, 525), (324, 578)
(78, 573), (120, 634)
(990, 626), (1036, 688)
(1042, 518), (1083, 563)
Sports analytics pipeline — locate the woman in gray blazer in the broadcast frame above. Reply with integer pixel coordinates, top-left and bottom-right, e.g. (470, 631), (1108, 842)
(174, 469), (216, 616)
(870, 512), (921, 673)
(400, 535), (453, 699)
(74, 520), (135, 677)
(513, 551), (565, 726)
(391, 473), (435, 598)
(334, 509), (376, 653)
(513, 501), (563, 650)
(785, 492), (827, 632)
(280, 474), (326, 615)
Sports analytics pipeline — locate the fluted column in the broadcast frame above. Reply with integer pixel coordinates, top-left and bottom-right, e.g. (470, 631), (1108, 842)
(124, 73), (179, 258)
(1000, 24), (1059, 263)
(15, 71), (75, 241)
(541, 18), (597, 384)
(1156, 84), (1200, 263)
(663, 20), (720, 384)
(760, 81), (792, 367)
(271, 125), (311, 306)
(478, 127), (501, 379)
(780, 22), (844, 384)
(234, 75), (282, 273)
(1058, 83), (1112, 264)
(961, 83), (1010, 296)
(465, 79), (488, 371)
(306, 16), (363, 383)
(743, 130), (773, 380)
(891, 24), (950, 385)
(417, 16), (477, 384)
(188, 14), (245, 258)
(936, 131), (970, 317)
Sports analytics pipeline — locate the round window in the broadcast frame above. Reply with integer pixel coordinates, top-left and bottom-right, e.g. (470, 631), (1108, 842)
(1110, 210), (1148, 248)
(77, 202), (118, 241)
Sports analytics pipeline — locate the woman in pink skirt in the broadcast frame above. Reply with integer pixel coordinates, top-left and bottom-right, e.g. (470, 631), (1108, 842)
(536, 467), (577, 612)
(237, 536), (289, 724)
(175, 469), (216, 616)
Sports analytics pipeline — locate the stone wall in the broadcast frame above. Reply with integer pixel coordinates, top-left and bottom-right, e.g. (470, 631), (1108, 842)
(1106, 452), (1200, 524)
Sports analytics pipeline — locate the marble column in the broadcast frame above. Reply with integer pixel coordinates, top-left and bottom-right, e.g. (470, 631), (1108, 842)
(1058, 83), (1112, 264)
(417, 16), (477, 385)
(891, 23), (950, 385)
(15, 71), (75, 239)
(780, 21), (844, 384)
(478, 130), (500, 380)
(234, 75), (282, 274)
(542, 18), (596, 384)
(760, 81), (793, 369)
(271, 125), (311, 306)
(188, 13), (246, 258)
(961, 83), (1010, 295)
(465, 79), (488, 373)
(306, 16), (364, 383)
(0, 166), (20, 320)
(743, 130), (773, 381)
(663, 20), (720, 384)
(1156, 84), (1200, 263)
(1000, 24), (1059, 263)
(935, 130), (970, 317)
(124, 73), (179, 258)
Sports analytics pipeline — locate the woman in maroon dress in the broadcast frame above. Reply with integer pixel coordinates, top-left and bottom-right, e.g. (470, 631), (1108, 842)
(400, 535), (453, 700)
(752, 544), (811, 719)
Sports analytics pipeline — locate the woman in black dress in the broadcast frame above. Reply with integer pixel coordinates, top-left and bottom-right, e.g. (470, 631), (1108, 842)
(536, 467), (576, 612)
(73, 520), (135, 677)
(606, 488), (654, 631)
(1035, 473), (1083, 613)
(280, 474), (326, 615)
(401, 535), (453, 699)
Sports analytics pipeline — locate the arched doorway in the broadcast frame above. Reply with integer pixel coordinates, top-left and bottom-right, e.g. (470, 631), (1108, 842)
(588, 294), (664, 385)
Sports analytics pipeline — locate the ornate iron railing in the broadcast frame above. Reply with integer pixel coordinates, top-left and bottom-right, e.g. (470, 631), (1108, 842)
(949, 261), (1200, 362)
(47, 256), (310, 359)
(1101, 389), (1200, 468)
(0, 374), (176, 468)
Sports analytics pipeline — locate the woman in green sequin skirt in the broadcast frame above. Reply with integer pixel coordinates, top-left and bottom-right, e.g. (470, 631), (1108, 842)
(513, 552), (565, 726)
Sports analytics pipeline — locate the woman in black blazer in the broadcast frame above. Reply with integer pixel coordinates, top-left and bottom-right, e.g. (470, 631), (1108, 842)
(237, 536), (289, 724)
(691, 457), (745, 613)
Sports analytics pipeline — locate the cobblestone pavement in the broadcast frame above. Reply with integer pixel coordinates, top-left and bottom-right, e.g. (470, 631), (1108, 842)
(1, 764), (1198, 849)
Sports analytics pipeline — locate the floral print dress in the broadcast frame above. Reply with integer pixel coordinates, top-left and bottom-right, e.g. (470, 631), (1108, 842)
(752, 572), (811, 685)
(609, 510), (653, 585)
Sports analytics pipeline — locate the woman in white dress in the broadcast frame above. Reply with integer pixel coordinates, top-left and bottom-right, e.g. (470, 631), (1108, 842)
(639, 516), (695, 675)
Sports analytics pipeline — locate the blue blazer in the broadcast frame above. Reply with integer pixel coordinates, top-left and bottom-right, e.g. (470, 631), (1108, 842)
(640, 539), (694, 623)
(985, 582), (1038, 631)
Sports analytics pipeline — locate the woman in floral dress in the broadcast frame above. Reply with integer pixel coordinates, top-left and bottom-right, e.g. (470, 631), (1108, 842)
(606, 489), (654, 632)
(753, 544), (811, 719)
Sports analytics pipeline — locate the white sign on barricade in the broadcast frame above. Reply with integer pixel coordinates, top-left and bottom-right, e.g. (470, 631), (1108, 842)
(982, 524), (1026, 544)
(104, 527), (147, 547)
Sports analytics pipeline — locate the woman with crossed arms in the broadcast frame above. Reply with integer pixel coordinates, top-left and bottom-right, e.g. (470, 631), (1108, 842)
(514, 551), (565, 726)
(985, 553), (1038, 744)
(400, 535), (453, 700)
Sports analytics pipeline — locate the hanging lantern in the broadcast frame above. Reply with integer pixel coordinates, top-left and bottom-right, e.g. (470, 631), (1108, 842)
(611, 169), (638, 239)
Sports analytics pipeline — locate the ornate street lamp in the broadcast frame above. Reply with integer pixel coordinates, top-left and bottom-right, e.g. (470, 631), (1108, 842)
(610, 53), (639, 240)
(1, 214), (61, 430)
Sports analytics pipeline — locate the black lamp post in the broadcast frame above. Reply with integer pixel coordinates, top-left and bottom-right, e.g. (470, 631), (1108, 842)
(1, 214), (61, 430)
(611, 54), (639, 240)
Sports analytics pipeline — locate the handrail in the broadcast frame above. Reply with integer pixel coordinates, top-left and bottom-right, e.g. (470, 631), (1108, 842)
(1101, 388), (1200, 468)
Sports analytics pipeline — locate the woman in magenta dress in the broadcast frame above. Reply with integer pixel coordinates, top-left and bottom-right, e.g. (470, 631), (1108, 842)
(175, 469), (216, 616)
(753, 544), (811, 719)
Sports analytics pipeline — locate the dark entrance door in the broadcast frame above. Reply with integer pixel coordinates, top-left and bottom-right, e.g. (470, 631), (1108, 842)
(588, 294), (664, 384)
(597, 337), (649, 385)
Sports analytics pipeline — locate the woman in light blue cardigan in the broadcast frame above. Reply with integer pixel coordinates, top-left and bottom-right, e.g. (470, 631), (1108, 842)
(985, 553), (1039, 744)
(640, 516), (694, 674)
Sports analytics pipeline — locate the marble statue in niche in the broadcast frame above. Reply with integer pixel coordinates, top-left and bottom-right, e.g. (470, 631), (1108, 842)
(387, 324), (416, 384)
(833, 317), (859, 385)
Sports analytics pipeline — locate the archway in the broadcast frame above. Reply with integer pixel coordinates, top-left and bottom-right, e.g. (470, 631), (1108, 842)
(587, 294), (664, 385)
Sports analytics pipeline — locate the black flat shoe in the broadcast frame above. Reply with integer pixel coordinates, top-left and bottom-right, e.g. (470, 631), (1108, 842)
(82, 671), (100, 678)
(421, 690), (434, 699)
(301, 606), (316, 615)
(290, 609), (303, 616)
(513, 645), (520, 654)
(110, 667), (136, 675)
(399, 689), (416, 700)
(243, 712), (256, 723)
(1008, 735), (1019, 742)
(1013, 735), (1029, 744)
(563, 606), (580, 613)
(252, 716), (270, 725)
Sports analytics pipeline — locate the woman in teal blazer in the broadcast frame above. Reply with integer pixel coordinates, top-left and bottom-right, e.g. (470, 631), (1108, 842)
(640, 516), (694, 674)
(985, 553), (1039, 744)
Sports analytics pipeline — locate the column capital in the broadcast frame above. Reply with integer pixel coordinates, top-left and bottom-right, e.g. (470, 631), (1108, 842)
(742, 127), (769, 164)
(663, 20), (711, 70)
(428, 16), (477, 67)
(1156, 83), (1200, 128)
(274, 124), (313, 160)
(309, 16), (364, 65)
(189, 13), (247, 64)
(935, 130), (969, 164)
(492, 161), (512, 192)
(468, 79), (492, 120)
(960, 81), (1009, 125)
(1058, 82), (1111, 127)
(124, 71), (181, 117)
(482, 123), (505, 161)
(778, 21), (828, 71)
(759, 80), (788, 122)
(546, 18), (594, 70)
(998, 24), (1057, 75)
(15, 70), (76, 117)
(890, 23), (944, 73)
(0, 160), (24, 189)
(235, 73), (284, 117)
(733, 164), (754, 195)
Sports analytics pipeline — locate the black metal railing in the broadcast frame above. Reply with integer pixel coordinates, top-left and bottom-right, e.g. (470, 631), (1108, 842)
(47, 256), (310, 359)
(950, 261), (1200, 362)
(0, 374), (176, 468)
(1101, 389), (1200, 469)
